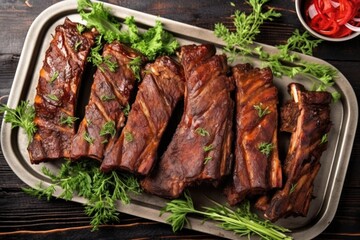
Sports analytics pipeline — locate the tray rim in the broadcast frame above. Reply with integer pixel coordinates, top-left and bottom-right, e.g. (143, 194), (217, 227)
(1, 0), (358, 239)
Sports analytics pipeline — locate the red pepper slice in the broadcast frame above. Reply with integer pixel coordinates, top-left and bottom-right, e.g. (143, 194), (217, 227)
(336, 0), (355, 25)
(305, 0), (360, 37)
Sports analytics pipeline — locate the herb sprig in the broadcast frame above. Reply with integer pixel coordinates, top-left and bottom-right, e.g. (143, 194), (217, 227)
(214, 0), (338, 97)
(161, 192), (292, 239)
(100, 120), (116, 138)
(214, 0), (281, 57)
(0, 100), (36, 142)
(258, 142), (274, 156)
(78, 0), (179, 61)
(23, 160), (141, 231)
(60, 115), (78, 127)
(254, 102), (271, 118)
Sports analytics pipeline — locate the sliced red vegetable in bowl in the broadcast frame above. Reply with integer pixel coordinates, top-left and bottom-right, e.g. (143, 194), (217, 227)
(295, 0), (360, 41)
(305, 0), (360, 37)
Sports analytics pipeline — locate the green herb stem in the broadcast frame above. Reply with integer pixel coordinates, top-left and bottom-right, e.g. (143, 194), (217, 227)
(0, 100), (36, 142)
(23, 160), (141, 231)
(162, 192), (292, 240)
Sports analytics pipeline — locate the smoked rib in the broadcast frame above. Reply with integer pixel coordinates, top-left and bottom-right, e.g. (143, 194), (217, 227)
(261, 83), (332, 221)
(141, 44), (234, 198)
(27, 18), (96, 164)
(225, 64), (282, 205)
(71, 42), (144, 161)
(101, 56), (185, 174)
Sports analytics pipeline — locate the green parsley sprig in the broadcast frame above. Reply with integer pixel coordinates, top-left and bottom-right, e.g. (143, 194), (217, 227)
(0, 100), (36, 142)
(23, 160), (141, 231)
(161, 192), (292, 240)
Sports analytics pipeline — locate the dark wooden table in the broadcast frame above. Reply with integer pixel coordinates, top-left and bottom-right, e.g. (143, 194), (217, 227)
(0, 0), (359, 239)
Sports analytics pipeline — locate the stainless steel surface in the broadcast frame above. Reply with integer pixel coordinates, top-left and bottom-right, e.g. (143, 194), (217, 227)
(1, 1), (358, 239)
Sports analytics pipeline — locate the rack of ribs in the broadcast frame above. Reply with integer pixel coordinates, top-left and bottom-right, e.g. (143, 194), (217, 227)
(141, 44), (234, 198)
(100, 56), (185, 174)
(71, 42), (145, 161)
(224, 63), (282, 205)
(259, 83), (332, 221)
(27, 18), (96, 164)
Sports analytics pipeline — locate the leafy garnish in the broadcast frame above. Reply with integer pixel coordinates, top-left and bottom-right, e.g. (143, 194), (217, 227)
(129, 56), (143, 81)
(87, 36), (118, 73)
(204, 156), (213, 165)
(49, 71), (59, 83)
(253, 102), (271, 118)
(258, 142), (274, 156)
(74, 40), (82, 52)
(290, 183), (297, 194)
(161, 192), (292, 239)
(214, 0), (281, 57)
(102, 55), (118, 72)
(214, 0), (339, 97)
(23, 160), (141, 231)
(203, 144), (214, 152)
(320, 133), (328, 144)
(84, 131), (95, 144)
(195, 127), (210, 137)
(131, 20), (180, 61)
(60, 114), (78, 127)
(22, 182), (55, 201)
(100, 120), (116, 138)
(124, 132), (134, 142)
(123, 103), (130, 116)
(0, 100), (36, 142)
(78, 0), (128, 43)
(46, 94), (59, 101)
(77, 23), (86, 34)
(100, 94), (116, 101)
(77, 0), (179, 60)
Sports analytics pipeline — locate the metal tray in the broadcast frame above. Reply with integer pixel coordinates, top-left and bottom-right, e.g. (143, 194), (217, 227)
(1, 1), (358, 239)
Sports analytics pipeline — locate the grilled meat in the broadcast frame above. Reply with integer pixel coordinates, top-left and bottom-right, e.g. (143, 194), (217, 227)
(71, 42), (144, 161)
(27, 18), (96, 164)
(141, 44), (234, 198)
(261, 83), (332, 221)
(224, 64), (282, 205)
(100, 56), (185, 174)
